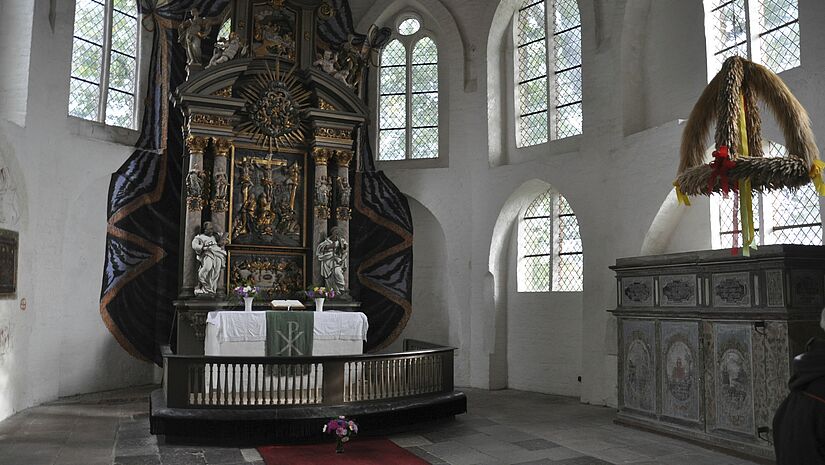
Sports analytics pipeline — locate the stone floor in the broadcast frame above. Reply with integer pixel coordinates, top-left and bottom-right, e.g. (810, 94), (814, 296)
(0, 386), (765, 465)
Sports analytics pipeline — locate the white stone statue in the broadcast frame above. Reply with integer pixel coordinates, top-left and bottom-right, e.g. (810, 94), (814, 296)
(192, 221), (227, 295)
(207, 32), (241, 68)
(316, 226), (348, 293)
(314, 50), (338, 74)
(178, 8), (212, 68)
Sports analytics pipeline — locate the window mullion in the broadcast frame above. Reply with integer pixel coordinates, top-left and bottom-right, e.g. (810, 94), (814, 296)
(131, 11), (142, 129)
(545, 0), (556, 141)
(744, 0), (760, 63)
(99, 0), (115, 123)
(405, 38), (413, 160)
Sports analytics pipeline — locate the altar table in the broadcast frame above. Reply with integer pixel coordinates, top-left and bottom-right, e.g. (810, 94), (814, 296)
(205, 310), (368, 357)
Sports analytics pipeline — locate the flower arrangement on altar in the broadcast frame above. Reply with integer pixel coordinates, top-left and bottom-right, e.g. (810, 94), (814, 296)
(233, 284), (258, 299)
(305, 285), (335, 299)
(323, 416), (358, 453)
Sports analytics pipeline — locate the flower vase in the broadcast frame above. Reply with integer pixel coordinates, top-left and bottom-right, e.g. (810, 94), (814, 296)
(314, 297), (325, 312)
(243, 296), (253, 312)
(336, 437), (344, 453)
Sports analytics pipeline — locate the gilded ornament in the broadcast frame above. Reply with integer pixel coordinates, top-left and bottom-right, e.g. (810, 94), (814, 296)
(317, 2), (335, 20)
(312, 147), (331, 165)
(191, 114), (233, 128)
(334, 150), (353, 167)
(318, 98), (336, 111)
(213, 138), (233, 157)
(315, 205), (330, 220)
(315, 127), (352, 141)
(211, 86), (233, 97)
(336, 206), (352, 221)
(237, 64), (309, 150)
(186, 135), (210, 154)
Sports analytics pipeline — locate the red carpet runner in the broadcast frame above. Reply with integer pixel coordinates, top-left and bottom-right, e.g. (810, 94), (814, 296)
(258, 438), (430, 465)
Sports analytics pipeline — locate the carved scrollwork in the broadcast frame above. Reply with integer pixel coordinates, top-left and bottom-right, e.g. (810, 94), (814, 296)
(336, 206), (352, 221)
(190, 114), (233, 128)
(315, 127), (352, 141)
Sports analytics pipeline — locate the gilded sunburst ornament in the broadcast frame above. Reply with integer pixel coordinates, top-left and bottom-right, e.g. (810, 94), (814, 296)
(238, 62), (310, 151)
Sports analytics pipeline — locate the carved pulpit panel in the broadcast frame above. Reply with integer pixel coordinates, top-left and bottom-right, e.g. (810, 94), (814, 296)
(229, 148), (306, 248)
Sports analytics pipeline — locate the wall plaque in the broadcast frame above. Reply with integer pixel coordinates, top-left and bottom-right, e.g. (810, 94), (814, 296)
(0, 229), (18, 296)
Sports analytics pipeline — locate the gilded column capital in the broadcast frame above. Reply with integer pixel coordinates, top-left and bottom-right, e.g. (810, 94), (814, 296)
(186, 135), (210, 155)
(334, 150), (353, 167)
(312, 147), (332, 166)
(212, 137), (233, 157)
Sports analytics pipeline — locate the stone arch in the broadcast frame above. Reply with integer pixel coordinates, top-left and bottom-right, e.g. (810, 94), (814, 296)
(383, 195), (451, 352)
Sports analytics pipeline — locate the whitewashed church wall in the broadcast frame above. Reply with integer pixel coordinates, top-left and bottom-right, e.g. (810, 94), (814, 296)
(0, 0), (34, 127)
(0, 0), (154, 422)
(505, 218), (582, 397)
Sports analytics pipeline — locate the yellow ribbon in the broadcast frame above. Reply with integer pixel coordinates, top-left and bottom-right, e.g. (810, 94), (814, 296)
(810, 159), (825, 196)
(737, 94), (756, 256)
(673, 181), (691, 206)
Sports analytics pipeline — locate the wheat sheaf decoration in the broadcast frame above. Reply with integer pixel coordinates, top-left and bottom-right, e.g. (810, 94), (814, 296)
(673, 55), (825, 255)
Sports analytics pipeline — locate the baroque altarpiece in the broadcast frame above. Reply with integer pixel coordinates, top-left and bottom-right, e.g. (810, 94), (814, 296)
(174, 0), (371, 351)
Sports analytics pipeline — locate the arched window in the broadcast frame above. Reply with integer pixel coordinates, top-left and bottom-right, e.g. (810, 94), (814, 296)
(712, 142), (822, 248)
(704, 0), (800, 79)
(519, 190), (583, 292)
(378, 14), (439, 160)
(515, 0), (582, 147)
(69, 0), (141, 129)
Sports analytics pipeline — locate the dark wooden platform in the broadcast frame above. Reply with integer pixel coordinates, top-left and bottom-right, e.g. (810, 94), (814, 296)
(149, 388), (467, 445)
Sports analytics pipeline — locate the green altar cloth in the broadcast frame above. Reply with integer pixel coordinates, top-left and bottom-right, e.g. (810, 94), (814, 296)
(265, 311), (314, 357)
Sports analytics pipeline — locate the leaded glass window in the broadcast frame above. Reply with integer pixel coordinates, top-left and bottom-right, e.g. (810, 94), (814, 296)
(519, 190), (583, 292)
(69, 0), (140, 129)
(705, 0), (800, 78)
(378, 15), (439, 161)
(515, 0), (582, 147)
(218, 17), (232, 40)
(713, 142), (822, 248)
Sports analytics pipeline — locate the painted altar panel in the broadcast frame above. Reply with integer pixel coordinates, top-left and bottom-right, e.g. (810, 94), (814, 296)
(712, 323), (754, 436)
(229, 147), (307, 248)
(621, 319), (656, 414)
(227, 250), (305, 299)
(251, 3), (298, 61)
(659, 275), (697, 307)
(660, 321), (701, 422)
(712, 272), (751, 308)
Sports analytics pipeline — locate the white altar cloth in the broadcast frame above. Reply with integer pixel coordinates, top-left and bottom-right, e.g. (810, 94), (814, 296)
(204, 310), (368, 357)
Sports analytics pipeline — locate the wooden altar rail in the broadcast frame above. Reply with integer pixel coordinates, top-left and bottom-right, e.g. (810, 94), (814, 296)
(162, 340), (455, 409)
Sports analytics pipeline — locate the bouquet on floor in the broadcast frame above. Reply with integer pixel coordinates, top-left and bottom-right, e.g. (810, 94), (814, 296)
(323, 416), (358, 453)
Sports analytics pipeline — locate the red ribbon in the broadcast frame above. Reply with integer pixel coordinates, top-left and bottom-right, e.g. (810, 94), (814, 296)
(708, 145), (737, 195)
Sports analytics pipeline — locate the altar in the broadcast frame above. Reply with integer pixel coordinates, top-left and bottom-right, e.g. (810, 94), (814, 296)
(205, 310), (367, 357)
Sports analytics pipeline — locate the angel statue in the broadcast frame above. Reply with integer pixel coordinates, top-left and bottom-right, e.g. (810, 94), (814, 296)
(207, 32), (242, 68)
(192, 221), (228, 295)
(178, 8), (219, 73)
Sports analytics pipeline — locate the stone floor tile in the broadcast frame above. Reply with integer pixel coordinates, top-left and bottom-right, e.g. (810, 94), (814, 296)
(476, 424), (541, 443)
(422, 439), (501, 465)
(389, 433), (434, 447)
(114, 454), (161, 465)
(239, 447), (262, 461)
(407, 445), (450, 464)
(202, 447), (245, 464)
(513, 438), (560, 450)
